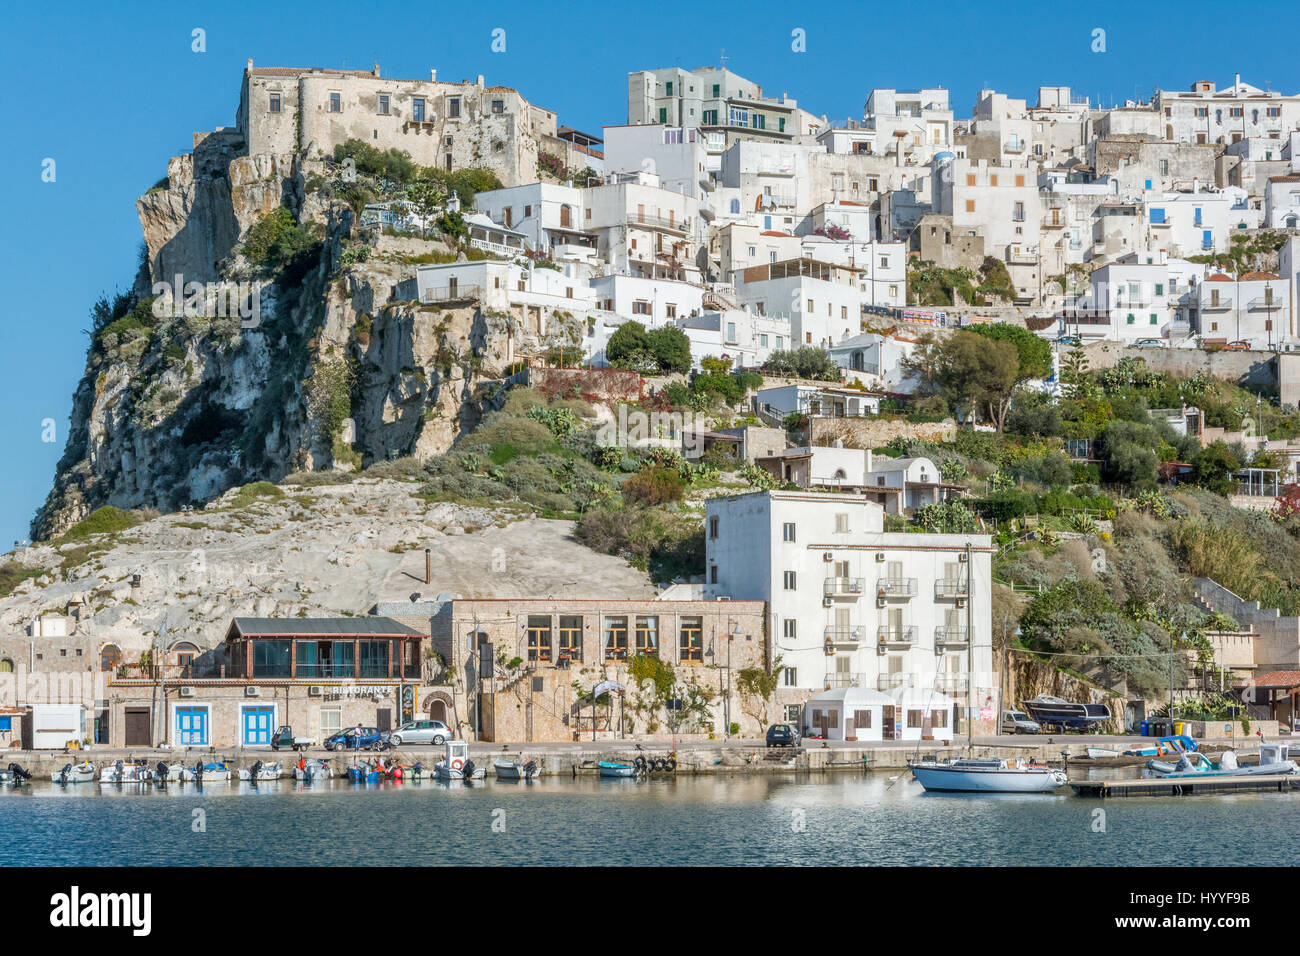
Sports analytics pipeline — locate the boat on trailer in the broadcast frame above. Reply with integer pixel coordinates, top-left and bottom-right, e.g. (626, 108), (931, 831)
(1020, 695), (1111, 731)
(910, 756), (1068, 793)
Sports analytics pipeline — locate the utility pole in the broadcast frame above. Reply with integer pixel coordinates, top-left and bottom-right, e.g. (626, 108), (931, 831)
(965, 541), (974, 753)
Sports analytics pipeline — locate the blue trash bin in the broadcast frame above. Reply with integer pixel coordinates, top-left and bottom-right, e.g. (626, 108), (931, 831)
(1139, 720), (1150, 736)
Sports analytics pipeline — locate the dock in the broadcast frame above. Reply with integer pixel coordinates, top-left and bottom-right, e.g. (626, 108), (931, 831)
(1071, 774), (1300, 798)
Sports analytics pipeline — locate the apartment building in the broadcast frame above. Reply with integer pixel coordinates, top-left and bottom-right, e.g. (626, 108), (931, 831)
(584, 171), (703, 282)
(1264, 175), (1300, 228)
(959, 89), (1035, 168)
(1197, 272), (1292, 349)
(674, 309), (790, 369)
(602, 123), (712, 199)
(801, 237), (907, 307)
(1087, 260), (1175, 342)
(703, 491), (994, 734)
(1154, 77), (1300, 145)
(734, 258), (865, 348)
(862, 88), (955, 166)
(1144, 183), (1257, 257)
(716, 222), (803, 282)
(628, 66), (803, 150)
(473, 182), (596, 261)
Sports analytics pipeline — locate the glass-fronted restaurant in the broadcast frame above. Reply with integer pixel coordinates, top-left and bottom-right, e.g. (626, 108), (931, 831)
(225, 618), (424, 680)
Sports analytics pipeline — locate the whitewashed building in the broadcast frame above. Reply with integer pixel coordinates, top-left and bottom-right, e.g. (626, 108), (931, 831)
(734, 257), (865, 348)
(1196, 272), (1291, 349)
(675, 309), (790, 369)
(1265, 175), (1300, 229)
(703, 491), (994, 736)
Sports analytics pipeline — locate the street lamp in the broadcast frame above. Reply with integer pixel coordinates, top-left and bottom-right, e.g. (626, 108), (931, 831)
(725, 622), (739, 738)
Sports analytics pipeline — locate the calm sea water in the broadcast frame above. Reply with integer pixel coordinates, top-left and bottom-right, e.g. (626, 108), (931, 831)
(0, 772), (1295, 866)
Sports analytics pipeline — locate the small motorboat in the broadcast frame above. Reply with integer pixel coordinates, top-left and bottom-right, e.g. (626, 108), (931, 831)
(0, 762), (33, 785)
(494, 757), (540, 781)
(98, 760), (154, 785)
(1124, 735), (1197, 757)
(1146, 743), (1299, 779)
(237, 760), (284, 781)
(191, 760), (231, 781)
(51, 761), (96, 784)
(1085, 746), (1121, 759)
(434, 741), (484, 780)
(293, 759), (333, 781)
(909, 756), (1068, 793)
(597, 761), (638, 778)
(154, 761), (198, 783)
(346, 759), (386, 783)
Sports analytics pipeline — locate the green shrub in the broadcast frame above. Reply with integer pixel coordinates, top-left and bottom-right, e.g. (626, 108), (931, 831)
(61, 506), (140, 541)
(622, 466), (686, 506)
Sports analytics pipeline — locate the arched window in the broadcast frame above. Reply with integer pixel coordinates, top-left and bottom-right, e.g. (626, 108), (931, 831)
(729, 199), (740, 214)
(170, 642), (199, 676)
(99, 644), (121, 672)
(0, 659), (12, 673)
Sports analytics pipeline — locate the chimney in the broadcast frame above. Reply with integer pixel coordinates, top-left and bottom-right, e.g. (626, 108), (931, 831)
(373, 62), (381, 77)
(1235, 72), (1241, 90)
(246, 58), (253, 71)
(425, 548), (432, 585)
(430, 69), (437, 82)
(1193, 177), (1200, 193)
(476, 74), (485, 88)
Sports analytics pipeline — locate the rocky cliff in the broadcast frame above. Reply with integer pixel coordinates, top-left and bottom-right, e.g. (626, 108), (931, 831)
(33, 140), (574, 541)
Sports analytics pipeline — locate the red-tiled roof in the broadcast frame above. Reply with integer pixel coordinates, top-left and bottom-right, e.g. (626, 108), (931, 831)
(1242, 670), (1300, 690)
(1205, 273), (1235, 282)
(760, 230), (793, 236)
(1242, 271), (1283, 281)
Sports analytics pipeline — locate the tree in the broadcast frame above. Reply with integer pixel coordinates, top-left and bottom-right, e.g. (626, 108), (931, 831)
(968, 323), (1052, 382)
(736, 655), (782, 732)
(1194, 441), (1241, 495)
(606, 321), (652, 368)
(762, 346), (839, 381)
(1098, 420), (1160, 485)
(404, 180), (446, 237)
(647, 325), (692, 374)
(905, 330), (1020, 430)
(1059, 346), (1092, 398)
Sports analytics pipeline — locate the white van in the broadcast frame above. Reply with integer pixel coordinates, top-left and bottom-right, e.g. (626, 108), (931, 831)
(1001, 709), (1040, 734)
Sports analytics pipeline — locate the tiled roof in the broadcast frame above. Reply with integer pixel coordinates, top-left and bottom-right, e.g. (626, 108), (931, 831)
(1242, 670), (1300, 689)
(1241, 271), (1283, 281)
(1205, 273), (1235, 282)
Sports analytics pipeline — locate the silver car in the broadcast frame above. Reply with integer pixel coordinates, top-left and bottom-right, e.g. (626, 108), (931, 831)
(389, 719), (451, 746)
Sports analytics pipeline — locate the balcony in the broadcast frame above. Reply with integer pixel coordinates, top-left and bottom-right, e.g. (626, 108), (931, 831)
(1043, 212), (1066, 229)
(878, 625), (918, 646)
(1201, 298), (1233, 311)
(935, 626), (969, 645)
(876, 577), (918, 599)
(1004, 141), (1027, 154)
(420, 284), (481, 304)
(824, 576), (865, 597)
(934, 580), (968, 599)
(826, 672), (867, 689)
(936, 673), (970, 693)
(877, 672), (909, 691)
(1115, 299), (1153, 309)
(631, 214), (691, 234)
(1249, 297), (1283, 311)
(824, 625), (864, 645)
(1006, 248), (1038, 265)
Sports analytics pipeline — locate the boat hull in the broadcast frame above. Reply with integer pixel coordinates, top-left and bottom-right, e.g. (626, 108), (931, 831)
(494, 759), (540, 780)
(911, 765), (1068, 793)
(598, 762), (637, 778)
(50, 765), (96, 783)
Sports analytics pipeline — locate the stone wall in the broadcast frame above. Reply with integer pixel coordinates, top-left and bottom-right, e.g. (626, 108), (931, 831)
(1083, 340), (1284, 394)
(526, 366), (644, 403)
(808, 416), (957, 449)
(1195, 577), (1300, 672)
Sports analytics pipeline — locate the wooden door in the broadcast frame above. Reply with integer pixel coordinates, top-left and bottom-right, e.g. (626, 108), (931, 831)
(882, 705), (896, 740)
(377, 708), (392, 732)
(124, 707), (151, 747)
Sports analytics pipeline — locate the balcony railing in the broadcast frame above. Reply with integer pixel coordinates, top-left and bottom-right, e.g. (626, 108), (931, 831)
(824, 626), (864, 644)
(1248, 297), (1282, 311)
(826, 672), (867, 689)
(1115, 299), (1153, 309)
(421, 284), (482, 304)
(934, 580), (968, 599)
(935, 626), (969, 645)
(1004, 141), (1026, 153)
(825, 577), (865, 597)
(631, 214), (691, 234)
(1201, 299), (1232, 311)
(877, 672), (909, 691)
(878, 625), (918, 645)
(936, 674), (970, 692)
(876, 577), (918, 598)
(1006, 249), (1038, 264)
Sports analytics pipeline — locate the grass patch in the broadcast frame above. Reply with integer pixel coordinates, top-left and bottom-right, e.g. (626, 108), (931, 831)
(226, 481), (286, 509)
(0, 565), (46, 597)
(60, 506), (140, 542)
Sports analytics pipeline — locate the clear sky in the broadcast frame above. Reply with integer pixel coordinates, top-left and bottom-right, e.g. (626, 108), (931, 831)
(2, 0), (1297, 547)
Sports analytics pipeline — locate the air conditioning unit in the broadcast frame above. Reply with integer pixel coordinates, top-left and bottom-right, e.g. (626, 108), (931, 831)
(178, 686), (195, 698)
(956, 598), (966, 608)
(875, 552), (887, 562)
(877, 645), (887, 656)
(308, 685), (324, 697)
(244, 686), (261, 698)
(823, 552), (834, 562)
(958, 552), (969, 562)
(822, 596), (834, 607)
(876, 597), (888, 608)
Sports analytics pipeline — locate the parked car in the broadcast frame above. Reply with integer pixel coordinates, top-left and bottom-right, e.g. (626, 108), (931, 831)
(766, 723), (801, 748)
(1056, 335), (1081, 346)
(389, 719), (451, 746)
(1224, 340), (1251, 351)
(1001, 709), (1041, 735)
(323, 726), (390, 751)
(1133, 338), (1167, 349)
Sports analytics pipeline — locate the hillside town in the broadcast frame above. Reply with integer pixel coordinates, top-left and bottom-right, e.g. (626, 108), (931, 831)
(8, 59), (1300, 768)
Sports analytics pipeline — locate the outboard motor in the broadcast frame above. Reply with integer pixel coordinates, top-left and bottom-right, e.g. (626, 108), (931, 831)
(522, 759), (537, 777)
(58, 763), (72, 784)
(113, 759), (124, 783)
(157, 761), (170, 782)
(8, 762), (31, 784)
(249, 760), (262, 781)
(193, 759), (204, 781)
(462, 759), (476, 780)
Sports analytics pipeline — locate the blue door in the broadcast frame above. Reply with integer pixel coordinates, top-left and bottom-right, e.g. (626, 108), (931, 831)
(175, 706), (208, 746)
(242, 707), (274, 746)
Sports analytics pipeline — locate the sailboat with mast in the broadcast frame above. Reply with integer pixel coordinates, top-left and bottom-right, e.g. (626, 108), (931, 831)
(908, 542), (1069, 794)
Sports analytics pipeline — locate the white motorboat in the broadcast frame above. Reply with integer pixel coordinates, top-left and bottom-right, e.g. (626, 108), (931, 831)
(0, 762), (33, 785)
(293, 759), (333, 781)
(493, 757), (540, 781)
(1085, 746), (1121, 759)
(237, 760), (284, 781)
(1146, 743), (1300, 779)
(434, 741), (484, 780)
(910, 756), (1068, 793)
(153, 761), (197, 782)
(51, 761), (96, 784)
(99, 760), (154, 784)
(190, 761), (231, 781)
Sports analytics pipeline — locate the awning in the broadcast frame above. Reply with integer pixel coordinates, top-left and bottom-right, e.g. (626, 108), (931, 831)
(592, 680), (626, 698)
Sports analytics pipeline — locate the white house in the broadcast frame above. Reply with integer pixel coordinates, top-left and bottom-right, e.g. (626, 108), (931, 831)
(828, 332), (919, 392)
(716, 222), (803, 282)
(734, 257), (865, 348)
(1265, 175), (1300, 229)
(1143, 183), (1257, 257)
(754, 384), (881, 425)
(675, 309), (790, 369)
(1196, 271), (1292, 349)
(584, 170), (703, 282)
(800, 237), (907, 308)
(1087, 260), (1175, 342)
(703, 490), (994, 734)
(588, 274), (704, 327)
(473, 182), (596, 260)
(754, 444), (875, 489)
(801, 685), (956, 742)
(601, 123), (710, 201)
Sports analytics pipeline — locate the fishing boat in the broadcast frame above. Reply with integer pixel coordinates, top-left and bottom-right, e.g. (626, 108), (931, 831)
(1146, 743), (1299, 779)
(98, 760), (154, 784)
(236, 760), (284, 781)
(434, 741), (484, 780)
(494, 757), (540, 781)
(293, 759), (333, 781)
(153, 761), (195, 782)
(1020, 695), (1111, 731)
(345, 759), (385, 784)
(909, 756), (1068, 793)
(50, 761), (96, 784)
(597, 760), (638, 778)
(0, 762), (33, 785)
(191, 760), (231, 781)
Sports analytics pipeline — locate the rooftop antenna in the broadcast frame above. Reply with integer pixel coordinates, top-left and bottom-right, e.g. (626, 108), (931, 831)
(719, 48), (727, 72)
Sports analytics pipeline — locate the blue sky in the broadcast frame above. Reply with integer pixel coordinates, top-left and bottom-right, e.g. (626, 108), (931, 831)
(2, 0), (1297, 547)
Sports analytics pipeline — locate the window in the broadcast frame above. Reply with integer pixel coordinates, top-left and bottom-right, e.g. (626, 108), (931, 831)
(1149, 208), (1166, 224)
(782, 668), (798, 687)
(377, 94), (390, 116)
(635, 616), (659, 656)
(907, 709), (927, 729)
(492, 99), (504, 114)
(269, 92), (281, 113)
(1012, 202), (1025, 222)
(412, 98), (425, 123)
(990, 174), (998, 187)
(633, 300), (651, 315)
(709, 516), (719, 539)
(710, 566), (718, 584)
(965, 200), (975, 213)
(712, 83), (720, 97)
(1155, 283), (1164, 295)
(680, 617), (703, 662)
(783, 619), (797, 639)
(1160, 160), (1169, 176)
(559, 616), (583, 663)
(966, 174), (976, 186)
(604, 616), (629, 660)
(835, 513), (849, 533)
(1015, 174), (1025, 187)
(1229, 107), (1242, 118)
(659, 107), (668, 123)
(784, 705), (801, 722)
(807, 299), (815, 313)
(782, 522), (796, 542)
(1144, 179), (1152, 191)
(853, 710), (872, 730)
(1126, 314), (1135, 325)
(727, 320), (736, 340)
(1268, 107), (1281, 117)
(448, 97), (461, 119)
(527, 615), (552, 662)
(1150, 314), (1158, 325)
(783, 570), (797, 590)
(320, 707), (342, 739)
(667, 304), (678, 319)
(328, 92), (341, 113)
(759, 333), (768, 347)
